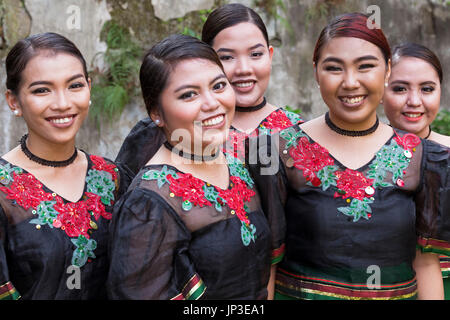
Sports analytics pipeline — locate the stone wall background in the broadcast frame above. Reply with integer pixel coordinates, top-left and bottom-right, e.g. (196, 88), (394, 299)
(0, 0), (449, 159)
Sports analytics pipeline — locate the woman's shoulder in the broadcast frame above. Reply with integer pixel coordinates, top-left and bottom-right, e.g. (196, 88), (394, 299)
(429, 131), (450, 148)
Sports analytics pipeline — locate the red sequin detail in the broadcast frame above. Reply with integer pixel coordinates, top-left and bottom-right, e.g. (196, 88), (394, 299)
(85, 192), (110, 220)
(90, 155), (118, 180)
(260, 109), (294, 133)
(289, 136), (335, 185)
(53, 196), (92, 238)
(167, 173), (211, 207)
(219, 176), (255, 224)
(0, 173), (53, 210)
(334, 169), (374, 201)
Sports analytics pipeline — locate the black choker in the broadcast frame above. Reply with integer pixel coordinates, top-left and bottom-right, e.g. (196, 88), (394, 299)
(325, 112), (379, 137)
(20, 134), (78, 167)
(163, 141), (219, 162)
(235, 97), (266, 112)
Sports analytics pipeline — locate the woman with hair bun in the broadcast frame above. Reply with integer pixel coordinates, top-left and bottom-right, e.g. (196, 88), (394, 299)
(115, 3), (303, 171)
(383, 42), (450, 298)
(248, 13), (450, 300)
(0, 32), (132, 300)
(107, 34), (277, 300)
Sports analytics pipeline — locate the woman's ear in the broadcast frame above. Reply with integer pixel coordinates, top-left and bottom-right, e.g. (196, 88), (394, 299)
(150, 109), (164, 127)
(5, 90), (22, 117)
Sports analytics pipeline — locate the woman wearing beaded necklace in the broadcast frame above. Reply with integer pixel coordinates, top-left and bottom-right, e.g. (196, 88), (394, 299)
(0, 32), (132, 299)
(107, 34), (282, 299)
(383, 42), (450, 298)
(248, 13), (450, 299)
(115, 3), (303, 173)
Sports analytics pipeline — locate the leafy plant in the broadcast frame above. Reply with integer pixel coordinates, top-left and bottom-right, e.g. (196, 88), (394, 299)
(89, 20), (143, 127)
(431, 109), (450, 136)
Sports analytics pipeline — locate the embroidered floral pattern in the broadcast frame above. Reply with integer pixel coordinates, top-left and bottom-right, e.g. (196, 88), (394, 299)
(290, 136), (335, 187)
(281, 127), (421, 222)
(143, 157), (257, 246)
(0, 155), (117, 267)
(167, 173), (212, 209)
(334, 169), (374, 201)
(224, 108), (303, 159)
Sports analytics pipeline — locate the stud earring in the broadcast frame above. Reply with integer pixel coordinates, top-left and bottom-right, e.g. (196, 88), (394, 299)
(13, 110), (19, 116)
(154, 119), (161, 125)
(384, 82), (388, 87)
(89, 100), (92, 106)
(317, 84), (320, 89)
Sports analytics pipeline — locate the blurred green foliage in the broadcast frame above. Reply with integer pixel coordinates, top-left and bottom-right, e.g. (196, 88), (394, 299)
(89, 20), (143, 127)
(432, 109), (450, 136)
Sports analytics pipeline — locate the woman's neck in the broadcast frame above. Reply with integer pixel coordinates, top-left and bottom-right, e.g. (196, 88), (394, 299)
(26, 133), (77, 162)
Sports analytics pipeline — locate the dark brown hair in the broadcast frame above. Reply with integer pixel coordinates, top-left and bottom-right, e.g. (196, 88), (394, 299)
(313, 12), (391, 65)
(140, 34), (224, 117)
(201, 3), (269, 47)
(391, 42), (443, 83)
(6, 32), (89, 94)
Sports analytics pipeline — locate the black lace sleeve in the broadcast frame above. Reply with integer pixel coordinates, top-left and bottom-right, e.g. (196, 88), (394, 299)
(246, 133), (287, 264)
(415, 139), (450, 255)
(115, 117), (166, 175)
(0, 206), (20, 300)
(106, 187), (206, 300)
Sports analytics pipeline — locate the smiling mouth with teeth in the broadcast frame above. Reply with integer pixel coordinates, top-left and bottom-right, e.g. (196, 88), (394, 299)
(340, 96), (366, 104)
(403, 113), (423, 118)
(201, 114), (224, 127)
(233, 81), (254, 88)
(47, 115), (75, 124)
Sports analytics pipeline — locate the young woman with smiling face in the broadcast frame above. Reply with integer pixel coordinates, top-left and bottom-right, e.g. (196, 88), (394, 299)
(248, 13), (450, 300)
(0, 33), (131, 300)
(115, 3), (303, 173)
(383, 43), (450, 299)
(107, 35), (280, 300)
(202, 3), (303, 158)
(384, 43), (450, 147)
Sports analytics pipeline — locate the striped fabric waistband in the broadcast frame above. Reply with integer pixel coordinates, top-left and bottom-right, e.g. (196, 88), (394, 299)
(275, 268), (417, 300)
(0, 281), (20, 300)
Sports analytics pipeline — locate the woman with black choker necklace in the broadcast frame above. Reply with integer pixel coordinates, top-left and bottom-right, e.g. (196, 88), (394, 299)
(247, 13), (450, 300)
(0, 33), (132, 300)
(107, 34), (282, 300)
(382, 43), (450, 299)
(114, 3), (303, 173)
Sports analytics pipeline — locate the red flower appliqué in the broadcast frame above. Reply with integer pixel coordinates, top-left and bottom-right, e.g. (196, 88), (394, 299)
(90, 155), (118, 180)
(53, 196), (92, 238)
(85, 192), (110, 220)
(167, 173), (211, 207)
(0, 173), (53, 210)
(219, 176), (255, 224)
(260, 110), (293, 133)
(393, 132), (421, 152)
(334, 169), (374, 201)
(289, 137), (335, 186)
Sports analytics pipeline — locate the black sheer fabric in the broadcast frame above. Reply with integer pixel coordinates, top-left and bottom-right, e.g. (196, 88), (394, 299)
(247, 125), (450, 300)
(107, 163), (274, 300)
(0, 154), (133, 300)
(115, 117), (166, 175)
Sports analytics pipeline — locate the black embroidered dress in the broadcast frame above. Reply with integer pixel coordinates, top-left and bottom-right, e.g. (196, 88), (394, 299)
(248, 124), (450, 300)
(107, 154), (284, 299)
(0, 154), (131, 300)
